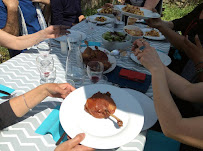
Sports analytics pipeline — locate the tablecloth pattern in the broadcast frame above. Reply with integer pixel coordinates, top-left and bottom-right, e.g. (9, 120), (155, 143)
(0, 20), (170, 151)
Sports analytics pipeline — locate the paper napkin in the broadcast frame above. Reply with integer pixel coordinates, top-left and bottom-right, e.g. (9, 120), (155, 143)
(0, 84), (15, 97)
(35, 106), (68, 144)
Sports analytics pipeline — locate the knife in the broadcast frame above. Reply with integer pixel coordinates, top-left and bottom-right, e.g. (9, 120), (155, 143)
(0, 90), (11, 96)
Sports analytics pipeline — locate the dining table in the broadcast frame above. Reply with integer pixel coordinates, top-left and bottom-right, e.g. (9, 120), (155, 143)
(0, 16), (170, 151)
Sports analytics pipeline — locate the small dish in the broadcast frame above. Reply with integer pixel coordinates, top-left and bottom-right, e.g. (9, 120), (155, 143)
(123, 25), (144, 42)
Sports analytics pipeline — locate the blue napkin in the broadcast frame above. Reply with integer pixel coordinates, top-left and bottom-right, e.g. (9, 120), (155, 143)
(80, 41), (101, 47)
(35, 105), (68, 144)
(144, 130), (180, 151)
(0, 84), (15, 97)
(105, 66), (151, 93)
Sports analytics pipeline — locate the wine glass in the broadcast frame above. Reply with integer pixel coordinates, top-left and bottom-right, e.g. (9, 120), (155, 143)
(87, 61), (104, 84)
(36, 39), (51, 57)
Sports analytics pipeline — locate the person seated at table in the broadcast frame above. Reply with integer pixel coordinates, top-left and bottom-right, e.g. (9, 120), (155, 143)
(132, 41), (203, 149)
(0, 25), (69, 50)
(50, 0), (85, 27)
(0, 83), (94, 151)
(146, 3), (203, 76)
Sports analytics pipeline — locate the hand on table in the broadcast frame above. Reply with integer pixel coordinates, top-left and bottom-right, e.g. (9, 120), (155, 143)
(44, 83), (75, 99)
(131, 39), (146, 56)
(184, 35), (203, 65)
(43, 25), (70, 39)
(133, 41), (163, 72)
(55, 133), (95, 151)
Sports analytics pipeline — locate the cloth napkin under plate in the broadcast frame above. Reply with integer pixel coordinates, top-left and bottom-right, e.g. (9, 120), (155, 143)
(80, 41), (101, 47)
(35, 105), (68, 144)
(0, 84), (15, 97)
(105, 66), (151, 93)
(144, 130), (180, 151)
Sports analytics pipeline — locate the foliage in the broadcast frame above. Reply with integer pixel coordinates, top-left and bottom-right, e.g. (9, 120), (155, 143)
(0, 47), (9, 63)
(161, 3), (198, 21)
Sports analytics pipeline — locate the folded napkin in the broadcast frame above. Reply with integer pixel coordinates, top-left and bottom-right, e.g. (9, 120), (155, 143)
(105, 66), (151, 93)
(0, 84), (15, 97)
(80, 41), (101, 47)
(119, 68), (146, 82)
(144, 130), (180, 151)
(35, 105), (68, 144)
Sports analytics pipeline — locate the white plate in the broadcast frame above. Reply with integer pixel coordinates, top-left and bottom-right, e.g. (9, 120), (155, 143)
(60, 84), (144, 149)
(80, 46), (117, 74)
(130, 51), (171, 66)
(143, 28), (165, 40)
(88, 15), (112, 24)
(120, 5), (160, 19)
(54, 30), (86, 42)
(123, 88), (157, 131)
(97, 8), (114, 18)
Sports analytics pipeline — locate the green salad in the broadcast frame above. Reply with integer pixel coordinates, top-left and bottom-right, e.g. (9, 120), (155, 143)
(102, 31), (127, 42)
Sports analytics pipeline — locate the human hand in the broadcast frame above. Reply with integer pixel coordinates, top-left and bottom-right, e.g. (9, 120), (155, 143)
(44, 83), (75, 99)
(184, 35), (203, 65)
(43, 25), (70, 39)
(131, 39), (146, 56)
(135, 41), (163, 72)
(2, 0), (19, 9)
(31, 0), (50, 5)
(55, 133), (94, 151)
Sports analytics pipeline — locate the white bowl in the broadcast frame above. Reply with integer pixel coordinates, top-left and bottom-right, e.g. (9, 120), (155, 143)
(101, 32), (131, 51)
(123, 25), (144, 42)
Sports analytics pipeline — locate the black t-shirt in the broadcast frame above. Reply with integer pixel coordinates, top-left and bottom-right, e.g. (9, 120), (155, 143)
(172, 3), (203, 44)
(0, 101), (17, 130)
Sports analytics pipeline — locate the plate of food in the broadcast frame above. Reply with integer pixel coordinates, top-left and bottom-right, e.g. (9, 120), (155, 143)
(127, 16), (145, 25)
(97, 7), (114, 18)
(120, 4), (160, 19)
(123, 88), (157, 131)
(60, 84), (144, 149)
(143, 28), (165, 40)
(88, 15), (112, 24)
(81, 46), (116, 74)
(130, 50), (171, 66)
(54, 30), (86, 42)
(123, 25), (144, 41)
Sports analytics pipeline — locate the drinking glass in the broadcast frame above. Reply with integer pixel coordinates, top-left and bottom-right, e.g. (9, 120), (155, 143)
(87, 61), (104, 84)
(36, 55), (54, 69)
(36, 39), (51, 57)
(87, 17), (95, 41)
(39, 67), (56, 84)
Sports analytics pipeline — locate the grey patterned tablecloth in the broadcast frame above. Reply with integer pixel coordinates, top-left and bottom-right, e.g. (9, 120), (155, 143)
(0, 20), (170, 151)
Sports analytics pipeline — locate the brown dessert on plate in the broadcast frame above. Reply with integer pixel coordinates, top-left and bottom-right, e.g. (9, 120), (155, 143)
(84, 91), (123, 127)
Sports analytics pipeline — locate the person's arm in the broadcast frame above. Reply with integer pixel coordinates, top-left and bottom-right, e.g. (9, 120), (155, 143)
(136, 42), (203, 149)
(143, 0), (160, 10)
(0, 25), (69, 50)
(1, 0), (19, 36)
(9, 83), (75, 117)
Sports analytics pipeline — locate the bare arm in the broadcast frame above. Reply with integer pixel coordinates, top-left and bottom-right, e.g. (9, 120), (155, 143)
(9, 83), (75, 117)
(143, 0), (160, 10)
(0, 25), (69, 50)
(136, 42), (203, 149)
(2, 0), (19, 36)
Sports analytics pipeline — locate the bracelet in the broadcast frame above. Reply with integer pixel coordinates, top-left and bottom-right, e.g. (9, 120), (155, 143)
(22, 94), (32, 111)
(195, 61), (203, 67)
(196, 68), (203, 74)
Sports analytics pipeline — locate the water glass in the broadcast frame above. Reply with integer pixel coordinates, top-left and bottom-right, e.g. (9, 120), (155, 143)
(87, 61), (104, 84)
(87, 17), (96, 41)
(36, 39), (51, 56)
(36, 55), (54, 69)
(39, 67), (56, 84)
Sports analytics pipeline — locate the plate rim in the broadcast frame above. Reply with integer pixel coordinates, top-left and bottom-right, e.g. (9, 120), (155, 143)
(54, 30), (87, 42)
(59, 84), (144, 149)
(80, 46), (117, 74)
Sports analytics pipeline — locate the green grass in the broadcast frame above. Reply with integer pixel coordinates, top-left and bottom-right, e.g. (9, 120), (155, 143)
(161, 3), (198, 21)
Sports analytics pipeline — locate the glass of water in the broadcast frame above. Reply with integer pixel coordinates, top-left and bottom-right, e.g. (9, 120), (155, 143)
(36, 39), (51, 57)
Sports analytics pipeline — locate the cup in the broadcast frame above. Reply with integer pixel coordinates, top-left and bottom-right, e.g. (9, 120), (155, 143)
(39, 67), (56, 84)
(87, 61), (104, 84)
(36, 40), (51, 57)
(36, 55), (54, 69)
